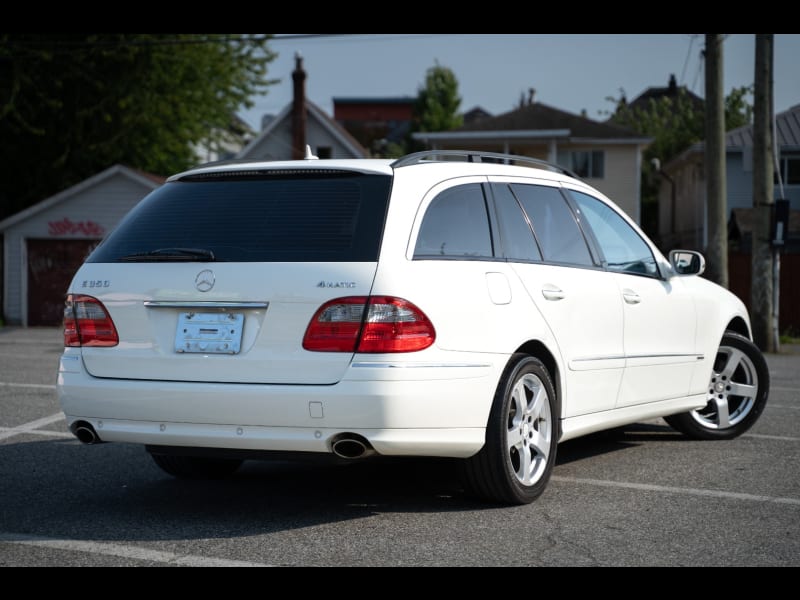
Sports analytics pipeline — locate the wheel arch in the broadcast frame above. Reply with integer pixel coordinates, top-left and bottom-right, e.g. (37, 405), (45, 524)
(513, 340), (563, 439)
(725, 316), (751, 340)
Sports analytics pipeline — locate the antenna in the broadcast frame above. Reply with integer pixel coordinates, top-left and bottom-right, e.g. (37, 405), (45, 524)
(304, 144), (319, 160)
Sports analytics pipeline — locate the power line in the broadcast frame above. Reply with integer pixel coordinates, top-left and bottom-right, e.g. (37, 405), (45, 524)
(679, 34), (698, 85)
(691, 44), (704, 94)
(0, 33), (429, 51)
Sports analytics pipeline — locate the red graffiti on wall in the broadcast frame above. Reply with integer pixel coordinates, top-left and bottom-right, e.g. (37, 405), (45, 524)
(48, 218), (105, 237)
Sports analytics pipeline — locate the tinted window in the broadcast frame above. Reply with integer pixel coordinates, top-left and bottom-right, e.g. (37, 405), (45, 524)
(571, 191), (658, 277)
(491, 183), (542, 261)
(511, 184), (593, 266)
(88, 172), (392, 263)
(414, 184), (493, 259)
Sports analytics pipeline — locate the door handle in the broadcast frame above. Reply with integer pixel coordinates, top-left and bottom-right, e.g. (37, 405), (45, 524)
(541, 285), (565, 301)
(622, 289), (641, 304)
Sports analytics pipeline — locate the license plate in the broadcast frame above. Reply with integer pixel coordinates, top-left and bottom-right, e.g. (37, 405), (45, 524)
(175, 312), (244, 354)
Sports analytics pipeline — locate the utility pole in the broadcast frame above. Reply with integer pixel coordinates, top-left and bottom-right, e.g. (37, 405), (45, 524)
(751, 34), (775, 352)
(704, 34), (728, 288)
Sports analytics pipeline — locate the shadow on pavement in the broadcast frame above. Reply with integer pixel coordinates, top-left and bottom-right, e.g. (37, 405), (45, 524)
(1, 420), (685, 544)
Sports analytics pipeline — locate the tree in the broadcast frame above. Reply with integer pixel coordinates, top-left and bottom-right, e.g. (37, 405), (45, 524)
(407, 62), (463, 152)
(0, 34), (276, 221)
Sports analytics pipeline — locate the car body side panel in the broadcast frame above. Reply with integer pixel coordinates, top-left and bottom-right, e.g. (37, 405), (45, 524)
(681, 275), (753, 395)
(614, 272), (698, 407)
(509, 263), (625, 417)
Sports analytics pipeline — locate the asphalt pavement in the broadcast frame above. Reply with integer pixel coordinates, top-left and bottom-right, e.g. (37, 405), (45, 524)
(1, 326), (798, 566)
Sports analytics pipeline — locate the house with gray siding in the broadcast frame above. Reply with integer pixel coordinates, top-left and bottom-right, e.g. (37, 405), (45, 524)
(657, 103), (800, 251)
(0, 165), (162, 326)
(657, 103), (800, 334)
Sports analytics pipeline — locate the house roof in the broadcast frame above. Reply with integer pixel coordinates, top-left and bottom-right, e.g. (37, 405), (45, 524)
(665, 103), (800, 171)
(0, 164), (162, 232)
(626, 74), (704, 113)
(463, 106), (492, 125)
(456, 101), (645, 139)
(414, 101), (650, 144)
(333, 96), (415, 105)
(725, 103), (800, 149)
(238, 99), (368, 159)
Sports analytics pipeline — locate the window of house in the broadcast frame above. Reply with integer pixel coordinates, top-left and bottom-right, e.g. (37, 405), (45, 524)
(317, 146), (332, 159)
(510, 184), (594, 266)
(570, 191), (658, 277)
(414, 184), (493, 259)
(777, 154), (800, 185)
(571, 151), (605, 179)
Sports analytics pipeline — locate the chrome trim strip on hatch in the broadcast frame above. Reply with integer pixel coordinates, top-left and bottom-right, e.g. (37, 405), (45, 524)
(144, 301), (269, 309)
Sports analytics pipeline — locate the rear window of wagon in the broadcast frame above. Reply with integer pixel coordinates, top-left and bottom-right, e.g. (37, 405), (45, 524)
(88, 171), (393, 263)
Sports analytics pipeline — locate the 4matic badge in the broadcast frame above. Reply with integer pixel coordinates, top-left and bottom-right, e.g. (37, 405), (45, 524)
(317, 281), (357, 289)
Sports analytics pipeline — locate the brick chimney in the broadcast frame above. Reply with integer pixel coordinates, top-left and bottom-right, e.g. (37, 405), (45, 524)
(292, 52), (307, 160)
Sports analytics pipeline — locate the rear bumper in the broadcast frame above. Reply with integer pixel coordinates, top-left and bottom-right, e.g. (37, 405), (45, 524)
(58, 349), (502, 458)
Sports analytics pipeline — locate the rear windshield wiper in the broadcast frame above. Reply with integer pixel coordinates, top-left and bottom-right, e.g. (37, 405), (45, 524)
(118, 247), (216, 262)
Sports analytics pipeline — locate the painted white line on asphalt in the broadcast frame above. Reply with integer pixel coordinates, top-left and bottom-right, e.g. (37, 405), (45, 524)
(0, 427), (72, 440)
(769, 404), (800, 410)
(744, 433), (800, 442)
(0, 413), (65, 441)
(0, 532), (272, 567)
(0, 381), (56, 390)
(551, 476), (800, 506)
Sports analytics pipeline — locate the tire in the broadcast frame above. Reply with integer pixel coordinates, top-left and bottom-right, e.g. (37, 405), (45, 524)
(150, 453), (243, 479)
(460, 354), (558, 505)
(665, 332), (769, 440)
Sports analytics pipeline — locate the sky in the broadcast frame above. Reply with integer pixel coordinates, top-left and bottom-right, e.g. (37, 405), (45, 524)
(239, 34), (800, 132)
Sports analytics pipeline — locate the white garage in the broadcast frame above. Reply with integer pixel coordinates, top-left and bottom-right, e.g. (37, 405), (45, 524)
(0, 165), (162, 326)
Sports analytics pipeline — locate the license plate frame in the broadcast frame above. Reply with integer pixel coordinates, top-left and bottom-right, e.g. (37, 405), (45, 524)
(174, 312), (244, 354)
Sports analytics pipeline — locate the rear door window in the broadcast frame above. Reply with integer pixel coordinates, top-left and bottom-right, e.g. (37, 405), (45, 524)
(510, 183), (594, 266)
(88, 171), (392, 263)
(491, 183), (542, 262)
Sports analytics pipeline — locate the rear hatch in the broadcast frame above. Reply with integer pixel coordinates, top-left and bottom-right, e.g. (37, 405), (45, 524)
(73, 166), (393, 385)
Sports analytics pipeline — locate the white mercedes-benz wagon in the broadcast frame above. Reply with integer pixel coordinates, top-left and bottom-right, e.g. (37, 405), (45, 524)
(57, 150), (769, 504)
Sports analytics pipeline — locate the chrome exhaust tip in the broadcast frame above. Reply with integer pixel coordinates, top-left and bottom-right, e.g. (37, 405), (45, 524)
(331, 434), (375, 459)
(71, 421), (102, 444)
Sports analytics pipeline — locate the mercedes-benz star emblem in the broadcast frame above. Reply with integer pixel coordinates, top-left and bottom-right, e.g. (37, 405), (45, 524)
(195, 269), (215, 292)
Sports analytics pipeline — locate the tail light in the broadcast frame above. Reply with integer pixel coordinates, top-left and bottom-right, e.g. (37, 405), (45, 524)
(303, 296), (435, 353)
(63, 294), (119, 347)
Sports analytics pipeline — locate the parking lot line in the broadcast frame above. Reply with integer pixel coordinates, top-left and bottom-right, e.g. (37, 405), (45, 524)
(551, 476), (800, 506)
(0, 381), (56, 390)
(0, 412), (65, 441)
(0, 532), (272, 567)
(744, 432), (800, 442)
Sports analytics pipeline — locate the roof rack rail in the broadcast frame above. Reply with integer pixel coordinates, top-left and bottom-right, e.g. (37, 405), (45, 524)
(390, 150), (579, 178)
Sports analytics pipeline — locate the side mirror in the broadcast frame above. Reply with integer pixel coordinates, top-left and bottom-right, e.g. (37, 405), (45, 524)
(669, 250), (706, 276)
